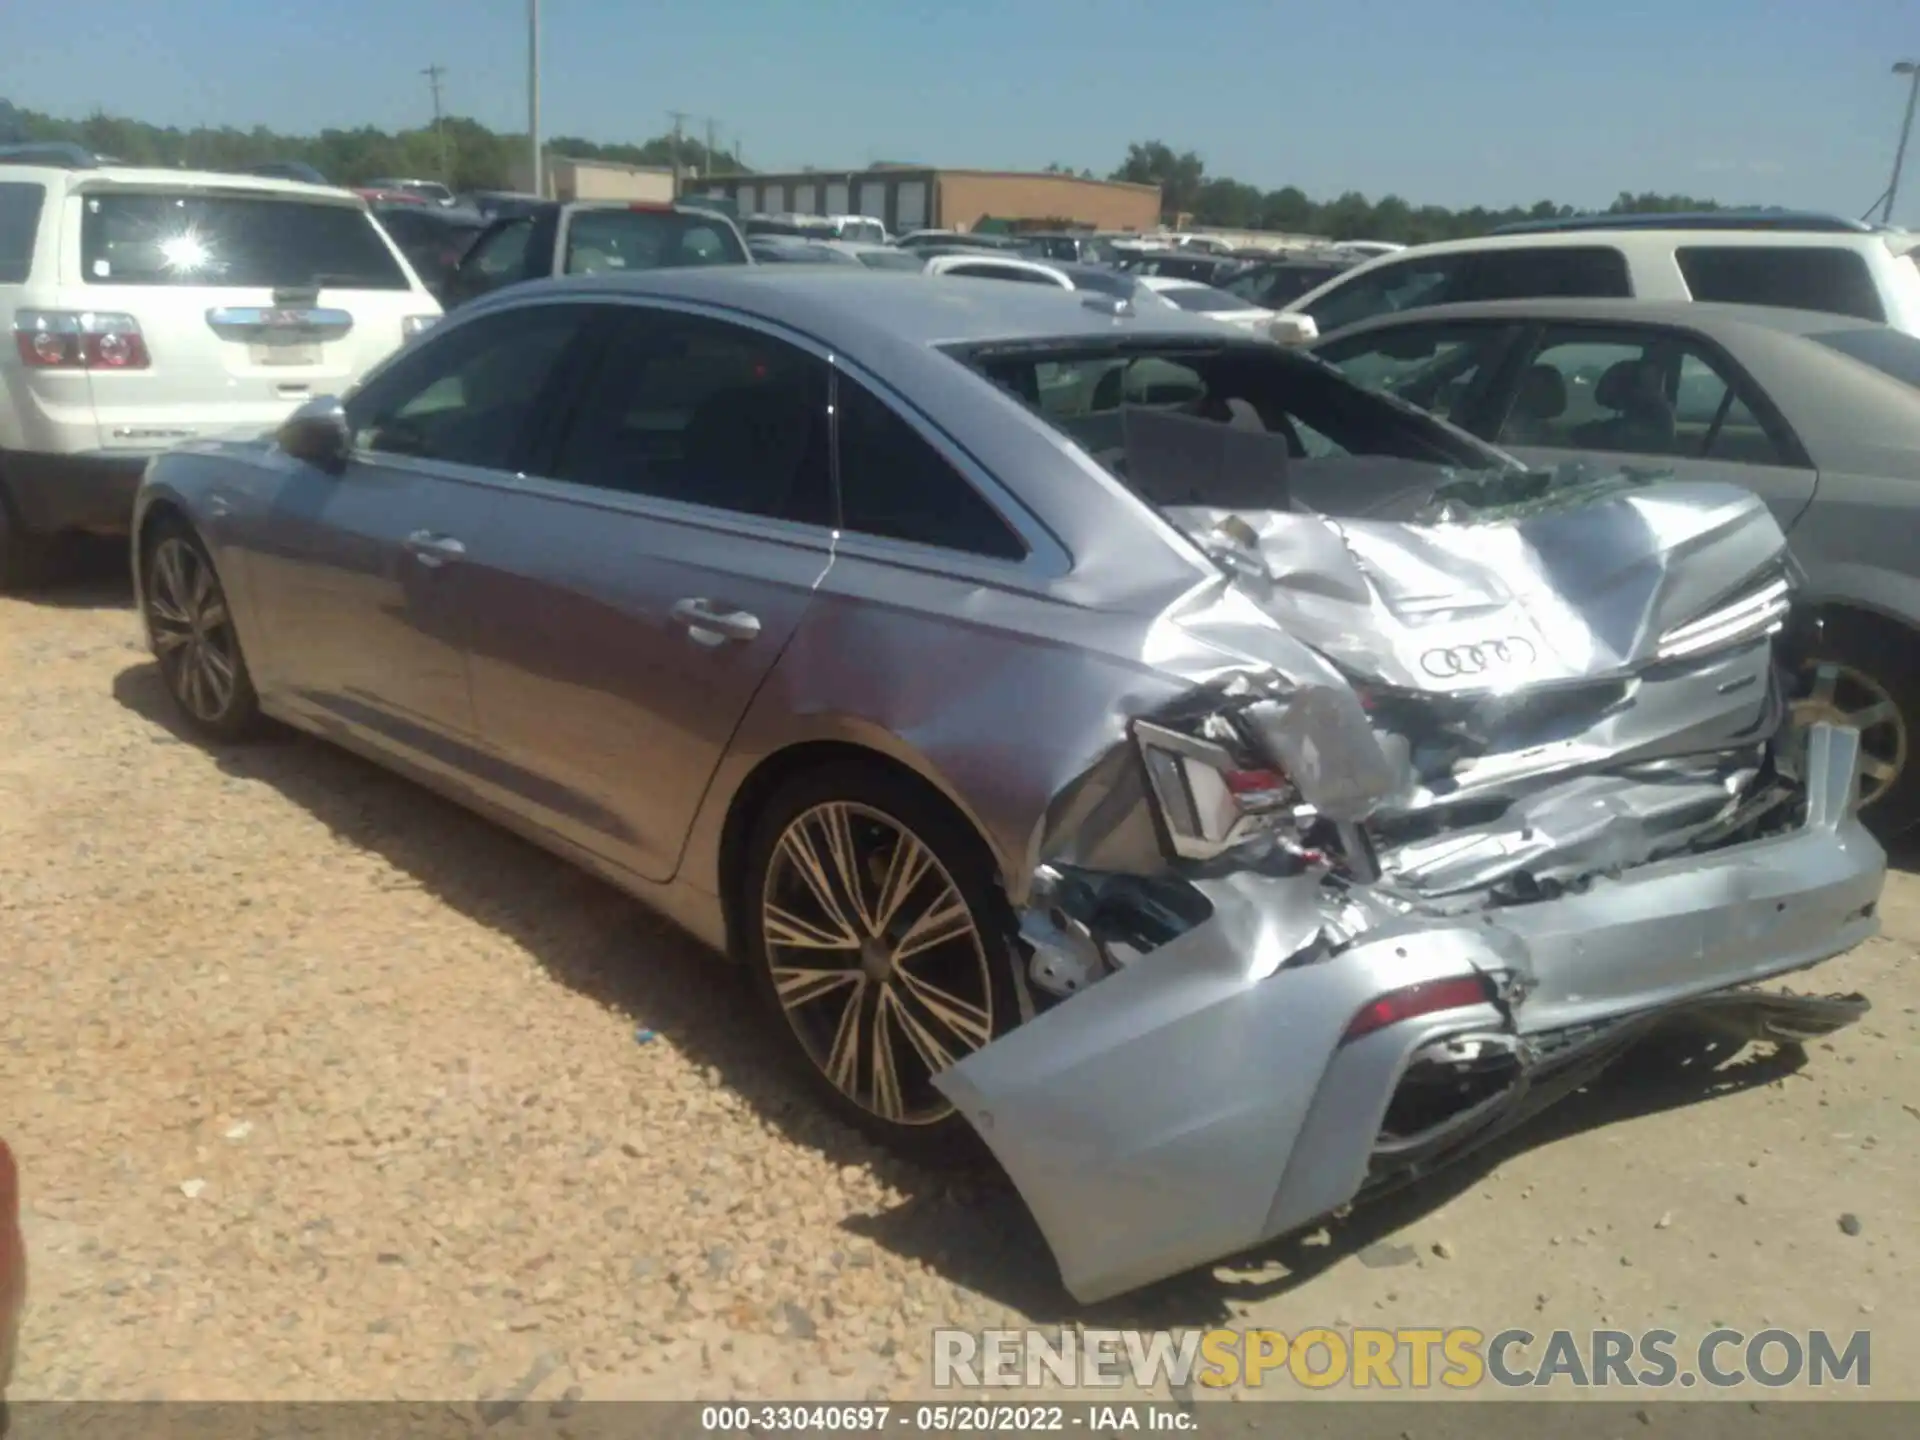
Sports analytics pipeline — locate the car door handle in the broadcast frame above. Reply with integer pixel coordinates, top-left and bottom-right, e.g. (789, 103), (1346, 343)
(670, 598), (762, 644)
(406, 530), (466, 568)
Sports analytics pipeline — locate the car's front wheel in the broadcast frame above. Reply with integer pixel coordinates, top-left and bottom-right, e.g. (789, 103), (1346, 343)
(740, 763), (1021, 1163)
(143, 522), (263, 743)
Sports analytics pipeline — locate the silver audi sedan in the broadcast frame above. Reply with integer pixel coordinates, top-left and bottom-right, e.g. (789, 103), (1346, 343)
(130, 269), (1884, 1305)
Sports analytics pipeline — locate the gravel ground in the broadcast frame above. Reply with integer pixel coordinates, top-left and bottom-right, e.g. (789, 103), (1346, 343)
(3, 556), (1915, 1405)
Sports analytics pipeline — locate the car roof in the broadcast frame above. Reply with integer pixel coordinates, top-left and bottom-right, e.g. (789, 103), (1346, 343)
(1315, 296), (1883, 342)
(477, 266), (1238, 347)
(1, 162), (365, 202)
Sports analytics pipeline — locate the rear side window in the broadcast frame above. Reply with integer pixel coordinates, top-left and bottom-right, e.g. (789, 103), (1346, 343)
(946, 262), (1059, 285)
(0, 182), (45, 283)
(80, 193), (409, 289)
(563, 209), (747, 274)
(1464, 245), (1631, 300)
(1808, 326), (1920, 388)
(834, 376), (1027, 560)
(1676, 246), (1884, 322)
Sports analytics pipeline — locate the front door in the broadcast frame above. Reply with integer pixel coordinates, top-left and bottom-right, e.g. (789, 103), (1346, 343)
(457, 303), (837, 882)
(247, 302), (599, 777)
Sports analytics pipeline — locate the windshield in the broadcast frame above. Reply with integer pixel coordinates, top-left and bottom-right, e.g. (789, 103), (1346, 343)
(79, 192), (410, 289)
(1160, 284), (1258, 314)
(948, 339), (1509, 513)
(563, 208), (748, 273)
(1809, 325), (1920, 388)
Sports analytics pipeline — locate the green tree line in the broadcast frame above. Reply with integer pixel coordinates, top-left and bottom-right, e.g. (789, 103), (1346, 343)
(1106, 140), (1743, 244)
(2, 100), (1745, 242)
(0, 98), (746, 193)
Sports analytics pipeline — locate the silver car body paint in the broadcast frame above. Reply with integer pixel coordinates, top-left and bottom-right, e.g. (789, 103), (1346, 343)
(131, 269), (1887, 1307)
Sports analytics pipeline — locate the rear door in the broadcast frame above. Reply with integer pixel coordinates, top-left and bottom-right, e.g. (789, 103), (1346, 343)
(457, 302), (836, 883)
(65, 184), (430, 452)
(1488, 321), (1819, 530)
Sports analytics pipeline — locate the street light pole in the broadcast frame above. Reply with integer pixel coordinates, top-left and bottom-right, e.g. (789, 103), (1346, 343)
(528, 0), (543, 198)
(1886, 60), (1920, 226)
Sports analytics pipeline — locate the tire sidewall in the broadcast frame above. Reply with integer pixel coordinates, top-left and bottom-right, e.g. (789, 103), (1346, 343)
(738, 761), (1021, 1162)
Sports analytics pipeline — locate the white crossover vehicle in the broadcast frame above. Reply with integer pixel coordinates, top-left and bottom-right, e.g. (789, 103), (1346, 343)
(0, 147), (441, 586)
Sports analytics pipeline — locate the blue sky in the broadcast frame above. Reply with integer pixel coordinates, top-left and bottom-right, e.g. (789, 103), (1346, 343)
(4, 0), (1918, 223)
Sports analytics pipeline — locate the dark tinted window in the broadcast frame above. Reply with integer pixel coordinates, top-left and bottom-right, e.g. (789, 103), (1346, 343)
(834, 377), (1027, 559)
(1809, 326), (1920, 387)
(0, 181), (44, 283)
(1301, 255), (1471, 334)
(1676, 246), (1884, 322)
(563, 209), (746, 274)
(551, 310), (831, 524)
(80, 193), (409, 289)
(344, 305), (593, 467)
(464, 220), (534, 282)
(1463, 245), (1631, 300)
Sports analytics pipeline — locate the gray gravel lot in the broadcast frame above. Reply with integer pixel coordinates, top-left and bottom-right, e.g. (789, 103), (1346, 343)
(2, 560), (1915, 1404)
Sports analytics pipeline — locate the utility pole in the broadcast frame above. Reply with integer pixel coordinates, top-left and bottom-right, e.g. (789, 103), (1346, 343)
(527, 0), (543, 198)
(704, 116), (718, 175)
(667, 109), (691, 192)
(1886, 60), (1920, 226)
(422, 63), (450, 185)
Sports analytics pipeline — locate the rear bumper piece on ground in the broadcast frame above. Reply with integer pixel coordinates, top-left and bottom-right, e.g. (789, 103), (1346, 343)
(0, 449), (150, 536)
(933, 723), (1884, 1306)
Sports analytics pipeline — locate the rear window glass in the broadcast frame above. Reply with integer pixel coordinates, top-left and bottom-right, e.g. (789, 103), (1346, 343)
(0, 181), (44, 283)
(80, 192), (409, 289)
(1808, 326), (1920, 388)
(1676, 246), (1884, 322)
(562, 209), (747, 274)
(1464, 245), (1632, 300)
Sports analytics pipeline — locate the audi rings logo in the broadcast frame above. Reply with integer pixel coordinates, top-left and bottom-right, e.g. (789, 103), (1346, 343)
(1420, 636), (1539, 679)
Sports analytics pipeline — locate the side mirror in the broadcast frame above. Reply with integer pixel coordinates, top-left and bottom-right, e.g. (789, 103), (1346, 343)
(277, 397), (350, 471)
(1266, 313), (1319, 346)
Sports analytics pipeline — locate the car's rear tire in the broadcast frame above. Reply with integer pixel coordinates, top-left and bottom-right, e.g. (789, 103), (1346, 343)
(142, 521), (264, 744)
(738, 761), (1022, 1166)
(1792, 610), (1919, 840)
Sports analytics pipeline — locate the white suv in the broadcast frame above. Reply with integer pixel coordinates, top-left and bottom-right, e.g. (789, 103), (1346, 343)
(1280, 217), (1920, 341)
(0, 153), (441, 587)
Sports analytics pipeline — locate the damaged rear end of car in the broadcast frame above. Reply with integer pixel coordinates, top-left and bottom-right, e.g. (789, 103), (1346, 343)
(929, 465), (1884, 1306)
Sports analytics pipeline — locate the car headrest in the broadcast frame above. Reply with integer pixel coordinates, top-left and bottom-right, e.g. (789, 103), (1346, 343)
(1595, 358), (1654, 411)
(1514, 363), (1568, 420)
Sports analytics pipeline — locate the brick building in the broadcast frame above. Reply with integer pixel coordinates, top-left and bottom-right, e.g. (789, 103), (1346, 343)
(688, 166), (1161, 235)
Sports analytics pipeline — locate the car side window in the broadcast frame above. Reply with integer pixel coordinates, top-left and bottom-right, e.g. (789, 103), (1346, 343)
(548, 309), (833, 525)
(1499, 326), (1789, 465)
(464, 220), (534, 285)
(1316, 323), (1510, 423)
(1301, 255), (1470, 334)
(1675, 246), (1885, 323)
(343, 305), (591, 468)
(1461, 246), (1632, 301)
(834, 375), (1028, 561)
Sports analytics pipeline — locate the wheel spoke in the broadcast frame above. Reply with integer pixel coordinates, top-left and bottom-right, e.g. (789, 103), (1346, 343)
(197, 645), (236, 710)
(887, 984), (961, 1075)
(181, 650), (209, 716)
(823, 977), (867, 1094)
(1850, 698), (1899, 731)
(890, 883), (976, 965)
(155, 543), (190, 617)
(778, 821), (860, 941)
(869, 993), (905, 1120)
(1861, 754), (1900, 785)
(150, 626), (191, 654)
(198, 597), (230, 632)
(873, 833), (934, 934)
(1806, 663), (1840, 707)
(772, 965), (861, 1010)
(149, 593), (191, 628)
(895, 968), (992, 1052)
(764, 901), (859, 951)
(187, 554), (214, 612)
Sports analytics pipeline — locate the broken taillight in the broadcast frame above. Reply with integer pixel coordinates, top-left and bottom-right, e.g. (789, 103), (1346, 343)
(1133, 719), (1300, 862)
(1341, 974), (1496, 1043)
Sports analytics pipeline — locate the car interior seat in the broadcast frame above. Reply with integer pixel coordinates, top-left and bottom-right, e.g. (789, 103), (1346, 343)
(1500, 363), (1570, 444)
(1571, 358), (1677, 454)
